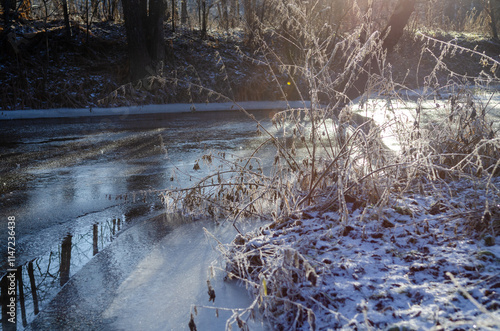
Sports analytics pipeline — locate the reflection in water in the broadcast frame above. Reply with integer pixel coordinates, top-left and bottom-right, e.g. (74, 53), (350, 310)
(0, 216), (126, 330)
(60, 235), (72, 286)
(93, 224), (98, 256)
(17, 266), (27, 327)
(27, 262), (38, 316)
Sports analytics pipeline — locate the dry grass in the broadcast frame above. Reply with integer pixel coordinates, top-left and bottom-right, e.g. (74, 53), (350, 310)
(159, 2), (500, 330)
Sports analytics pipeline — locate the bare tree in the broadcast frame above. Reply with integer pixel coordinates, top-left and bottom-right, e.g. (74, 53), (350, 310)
(171, 0), (176, 31)
(483, 0), (499, 39)
(62, 0), (71, 38)
(2, 0), (15, 32)
(181, 0), (188, 26)
(121, 0), (166, 80)
(343, 0), (416, 101)
(200, 0), (209, 38)
(243, 0), (257, 43)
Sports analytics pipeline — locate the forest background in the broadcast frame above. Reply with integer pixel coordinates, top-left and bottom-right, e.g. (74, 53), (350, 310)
(0, 0), (499, 110)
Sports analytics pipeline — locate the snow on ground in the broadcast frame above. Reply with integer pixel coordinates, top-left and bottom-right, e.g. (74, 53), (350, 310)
(223, 177), (500, 330)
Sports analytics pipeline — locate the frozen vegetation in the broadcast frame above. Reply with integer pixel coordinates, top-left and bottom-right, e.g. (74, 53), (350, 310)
(182, 87), (500, 330)
(218, 177), (500, 330)
(163, 3), (500, 328)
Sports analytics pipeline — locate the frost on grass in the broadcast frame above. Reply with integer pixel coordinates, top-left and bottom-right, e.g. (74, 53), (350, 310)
(221, 177), (500, 330)
(160, 2), (500, 329)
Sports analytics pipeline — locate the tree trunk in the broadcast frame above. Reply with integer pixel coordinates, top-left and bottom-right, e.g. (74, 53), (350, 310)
(243, 0), (257, 44)
(381, 0), (415, 50)
(59, 235), (72, 286)
(229, 0), (237, 28)
(27, 261), (39, 315)
(122, 0), (165, 80)
(487, 0), (499, 40)
(2, 0), (13, 33)
(62, 0), (71, 38)
(201, 0), (207, 38)
(181, 0), (188, 25)
(197, 0), (201, 28)
(122, 0), (151, 80)
(221, 0), (228, 31)
(342, 0), (415, 102)
(148, 0), (166, 62)
(171, 0), (176, 31)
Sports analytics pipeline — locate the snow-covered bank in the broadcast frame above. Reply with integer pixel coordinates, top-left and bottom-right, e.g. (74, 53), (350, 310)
(0, 101), (311, 120)
(223, 177), (500, 330)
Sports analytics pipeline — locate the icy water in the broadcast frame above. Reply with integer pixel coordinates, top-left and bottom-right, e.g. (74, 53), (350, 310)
(352, 90), (500, 151)
(0, 110), (276, 330)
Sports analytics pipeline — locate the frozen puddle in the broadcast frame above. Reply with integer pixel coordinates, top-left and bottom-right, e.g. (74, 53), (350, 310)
(27, 214), (267, 330)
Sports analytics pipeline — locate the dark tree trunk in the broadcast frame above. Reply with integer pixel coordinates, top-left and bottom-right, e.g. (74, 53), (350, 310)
(59, 235), (72, 286)
(243, 0), (257, 44)
(181, 0), (188, 25)
(62, 0), (71, 38)
(221, 0), (228, 31)
(148, 0), (166, 62)
(229, 0), (237, 28)
(122, 0), (151, 80)
(121, 0), (165, 81)
(381, 0), (416, 51)
(16, 266), (27, 327)
(27, 261), (39, 315)
(2, 0), (14, 33)
(487, 0), (499, 40)
(198, 0), (201, 28)
(342, 0), (415, 102)
(171, 0), (176, 31)
(201, 0), (207, 38)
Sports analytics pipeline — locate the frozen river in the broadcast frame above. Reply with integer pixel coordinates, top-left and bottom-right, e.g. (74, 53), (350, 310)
(1, 108), (278, 330)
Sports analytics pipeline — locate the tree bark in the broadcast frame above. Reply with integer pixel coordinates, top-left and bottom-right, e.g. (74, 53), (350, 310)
(201, 0), (207, 38)
(342, 0), (415, 102)
(229, 0), (237, 28)
(2, 0), (14, 33)
(148, 0), (166, 62)
(62, 0), (71, 38)
(59, 235), (72, 286)
(487, 0), (499, 40)
(181, 0), (188, 25)
(221, 0), (228, 31)
(121, 0), (165, 81)
(381, 0), (416, 51)
(122, 0), (151, 80)
(243, 0), (257, 44)
(171, 0), (176, 31)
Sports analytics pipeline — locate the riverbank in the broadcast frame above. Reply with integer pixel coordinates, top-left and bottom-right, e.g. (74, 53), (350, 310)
(220, 176), (500, 330)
